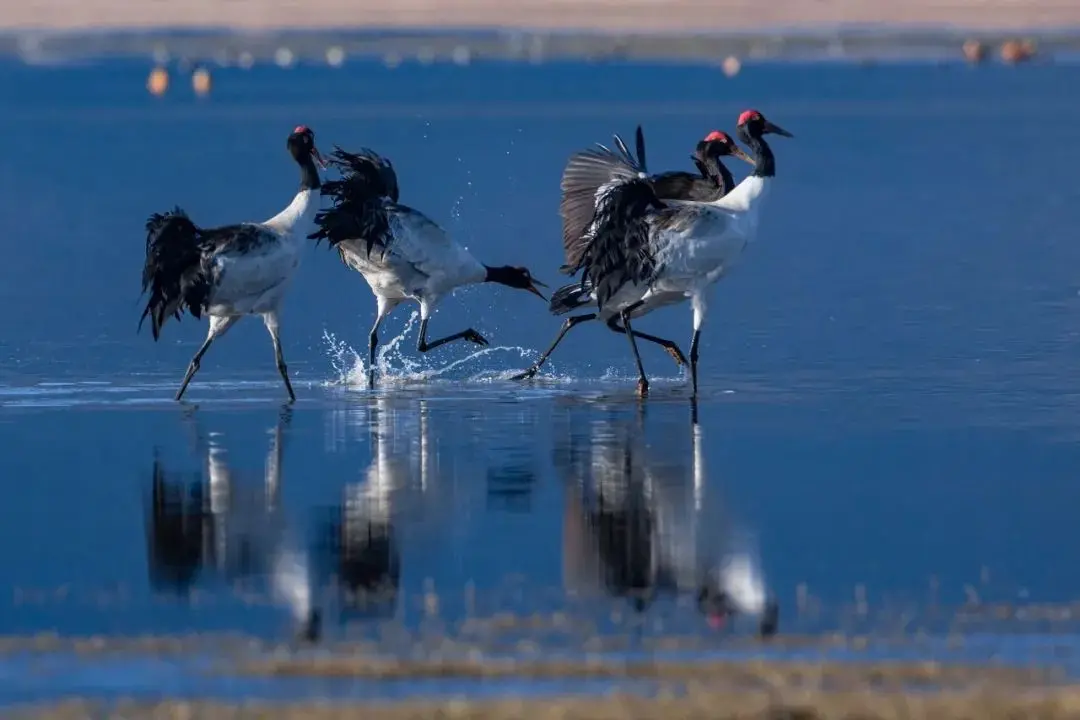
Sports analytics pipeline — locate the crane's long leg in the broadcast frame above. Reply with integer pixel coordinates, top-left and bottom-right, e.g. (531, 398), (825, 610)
(689, 330), (702, 398)
(416, 318), (489, 353)
(413, 302), (488, 354)
(620, 308), (650, 397)
(605, 318), (688, 367)
(689, 292), (709, 399)
(262, 311), (296, 403)
(176, 315), (241, 401)
(368, 296), (401, 388)
(511, 312), (597, 380)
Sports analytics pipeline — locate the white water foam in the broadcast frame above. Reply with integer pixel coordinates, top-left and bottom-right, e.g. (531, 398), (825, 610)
(322, 309), (692, 390)
(320, 310), (542, 389)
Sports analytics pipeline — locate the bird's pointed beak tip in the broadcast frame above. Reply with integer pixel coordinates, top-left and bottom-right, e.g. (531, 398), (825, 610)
(766, 122), (794, 138)
(528, 283), (547, 301)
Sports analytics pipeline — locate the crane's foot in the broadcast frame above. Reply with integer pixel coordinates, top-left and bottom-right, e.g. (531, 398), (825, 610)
(464, 329), (489, 346)
(512, 367), (538, 381)
(664, 345), (688, 367)
(636, 378), (650, 397)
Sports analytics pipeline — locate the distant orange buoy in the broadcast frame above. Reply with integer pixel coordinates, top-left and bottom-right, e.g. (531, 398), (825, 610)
(721, 55), (741, 77)
(192, 67), (212, 96)
(147, 66), (169, 96)
(1000, 39), (1034, 64)
(962, 39), (986, 64)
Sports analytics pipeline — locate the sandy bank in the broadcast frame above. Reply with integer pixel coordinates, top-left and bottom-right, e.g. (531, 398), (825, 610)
(15, 682), (1080, 720)
(5, 0), (1080, 33)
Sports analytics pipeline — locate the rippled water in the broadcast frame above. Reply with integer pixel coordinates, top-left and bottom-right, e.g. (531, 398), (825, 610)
(1, 57), (1079, 703)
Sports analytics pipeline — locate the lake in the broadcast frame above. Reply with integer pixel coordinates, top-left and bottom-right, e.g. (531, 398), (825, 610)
(0, 55), (1079, 704)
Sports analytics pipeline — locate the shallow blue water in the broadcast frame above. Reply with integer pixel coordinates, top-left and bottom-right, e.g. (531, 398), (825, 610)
(1, 56), (1079, 701)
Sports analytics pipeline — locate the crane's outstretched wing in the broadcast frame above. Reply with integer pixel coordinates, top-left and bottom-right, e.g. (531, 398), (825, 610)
(559, 125), (649, 274)
(560, 132), (666, 311)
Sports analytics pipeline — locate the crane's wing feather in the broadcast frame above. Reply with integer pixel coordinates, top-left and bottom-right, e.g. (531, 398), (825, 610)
(584, 177), (663, 311)
(310, 146), (400, 257)
(559, 132), (648, 274)
(309, 193), (393, 258)
(649, 171), (705, 201)
(325, 146), (400, 202)
(560, 134), (666, 310)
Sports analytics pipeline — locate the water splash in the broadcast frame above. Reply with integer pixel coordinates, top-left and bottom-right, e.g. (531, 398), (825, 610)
(321, 310), (536, 388)
(320, 310), (692, 391)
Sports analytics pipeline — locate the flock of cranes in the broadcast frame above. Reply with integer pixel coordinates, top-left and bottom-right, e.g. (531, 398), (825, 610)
(140, 110), (791, 400)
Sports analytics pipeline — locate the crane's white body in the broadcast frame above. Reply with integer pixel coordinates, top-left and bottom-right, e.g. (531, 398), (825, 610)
(205, 188), (319, 321)
(595, 175), (770, 336)
(336, 204), (487, 326)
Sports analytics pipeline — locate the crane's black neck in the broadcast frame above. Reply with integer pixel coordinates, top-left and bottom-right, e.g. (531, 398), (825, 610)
(744, 135), (775, 178)
(299, 158), (321, 191)
(706, 157), (736, 193)
(483, 264), (516, 287)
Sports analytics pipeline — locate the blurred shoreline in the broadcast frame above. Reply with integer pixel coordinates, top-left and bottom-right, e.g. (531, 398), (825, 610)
(4, 1), (1080, 65)
(6, 0), (1080, 33)
(6, 27), (1080, 67)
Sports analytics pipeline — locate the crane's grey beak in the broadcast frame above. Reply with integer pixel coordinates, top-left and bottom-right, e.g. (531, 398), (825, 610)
(730, 145), (755, 165)
(763, 121), (794, 138)
(311, 146), (327, 170)
(527, 278), (548, 301)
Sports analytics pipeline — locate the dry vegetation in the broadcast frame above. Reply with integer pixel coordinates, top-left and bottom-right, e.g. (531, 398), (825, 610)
(15, 685), (1080, 720)
(9, 658), (1078, 719)
(239, 656), (1057, 685)
(4, 611), (1080, 720)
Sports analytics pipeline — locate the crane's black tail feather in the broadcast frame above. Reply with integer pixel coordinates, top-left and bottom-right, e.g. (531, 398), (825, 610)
(309, 146), (396, 257)
(139, 207), (212, 341)
(549, 279), (596, 316)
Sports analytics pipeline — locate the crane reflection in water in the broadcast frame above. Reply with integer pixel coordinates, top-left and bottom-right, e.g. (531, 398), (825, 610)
(146, 398), (441, 639)
(145, 407), (320, 641)
(312, 396), (432, 621)
(555, 401), (778, 637)
(146, 397), (776, 639)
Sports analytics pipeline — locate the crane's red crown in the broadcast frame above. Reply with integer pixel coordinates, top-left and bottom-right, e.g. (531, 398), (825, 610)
(737, 110), (762, 126)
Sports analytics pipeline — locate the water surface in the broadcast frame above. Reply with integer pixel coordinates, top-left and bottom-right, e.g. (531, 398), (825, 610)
(1, 57), (1079, 703)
